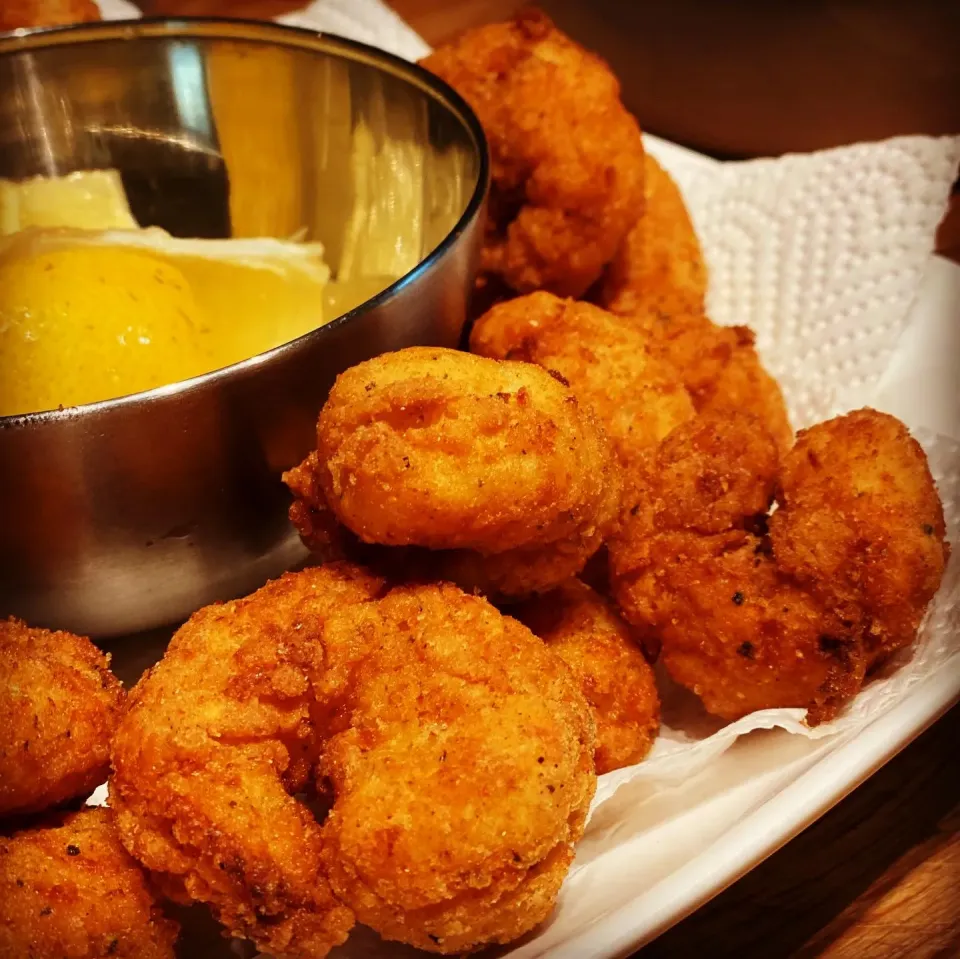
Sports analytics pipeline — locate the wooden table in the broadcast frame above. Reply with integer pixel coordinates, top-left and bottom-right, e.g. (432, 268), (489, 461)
(135, 2), (960, 955)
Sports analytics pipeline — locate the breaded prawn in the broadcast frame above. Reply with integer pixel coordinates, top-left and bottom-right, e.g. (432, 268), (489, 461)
(512, 579), (659, 774)
(609, 410), (947, 724)
(599, 153), (708, 318)
(634, 309), (794, 454)
(319, 583), (596, 953)
(470, 292), (695, 479)
(422, 10), (644, 298)
(111, 565), (382, 959)
(594, 153), (791, 452)
(771, 409), (949, 664)
(0, 807), (178, 959)
(286, 347), (623, 597)
(111, 568), (595, 955)
(0, 619), (124, 820)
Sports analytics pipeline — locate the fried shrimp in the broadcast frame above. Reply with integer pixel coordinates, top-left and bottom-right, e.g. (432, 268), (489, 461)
(285, 347), (623, 597)
(589, 153), (791, 452)
(282, 461), (621, 599)
(111, 568), (595, 956)
(0, 807), (178, 959)
(0, 0), (99, 29)
(512, 579), (659, 774)
(470, 292), (695, 476)
(771, 409), (949, 665)
(599, 153), (707, 318)
(319, 583), (596, 953)
(110, 565), (382, 959)
(632, 310), (793, 454)
(608, 410), (947, 724)
(0, 619), (124, 820)
(421, 10), (644, 298)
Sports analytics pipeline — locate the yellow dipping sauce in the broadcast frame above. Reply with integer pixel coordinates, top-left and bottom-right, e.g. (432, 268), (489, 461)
(0, 229), (334, 416)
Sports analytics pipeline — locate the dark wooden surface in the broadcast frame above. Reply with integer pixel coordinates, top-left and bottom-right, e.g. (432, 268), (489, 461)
(136, 2), (960, 955)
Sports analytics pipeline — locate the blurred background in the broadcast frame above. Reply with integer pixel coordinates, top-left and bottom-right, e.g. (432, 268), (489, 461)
(138, 0), (960, 156)
(135, 0), (960, 255)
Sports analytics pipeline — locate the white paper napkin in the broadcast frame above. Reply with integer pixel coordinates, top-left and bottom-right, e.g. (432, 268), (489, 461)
(91, 3), (960, 955)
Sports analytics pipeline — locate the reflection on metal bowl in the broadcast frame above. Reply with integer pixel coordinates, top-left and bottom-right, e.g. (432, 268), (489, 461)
(0, 18), (488, 637)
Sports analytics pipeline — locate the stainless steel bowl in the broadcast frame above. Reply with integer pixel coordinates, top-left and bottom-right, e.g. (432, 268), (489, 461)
(0, 19), (488, 637)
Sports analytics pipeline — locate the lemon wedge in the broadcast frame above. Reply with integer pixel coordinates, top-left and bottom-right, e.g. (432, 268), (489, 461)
(0, 170), (138, 235)
(0, 228), (330, 416)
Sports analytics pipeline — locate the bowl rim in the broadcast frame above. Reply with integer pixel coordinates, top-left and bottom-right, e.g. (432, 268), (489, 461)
(0, 16), (489, 428)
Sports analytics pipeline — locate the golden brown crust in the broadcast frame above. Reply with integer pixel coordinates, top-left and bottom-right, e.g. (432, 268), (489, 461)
(0, 808), (178, 959)
(470, 292), (695, 478)
(0, 619), (124, 820)
(111, 564), (383, 959)
(286, 347), (624, 598)
(112, 569), (594, 955)
(313, 347), (619, 552)
(593, 153), (791, 453)
(599, 153), (707, 317)
(512, 579), (659, 773)
(0, 0), (99, 30)
(637, 311), (794, 454)
(771, 409), (949, 664)
(608, 409), (947, 724)
(422, 10), (644, 297)
(319, 583), (596, 953)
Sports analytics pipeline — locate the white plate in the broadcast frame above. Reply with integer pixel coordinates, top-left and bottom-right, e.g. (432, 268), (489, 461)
(505, 253), (960, 959)
(95, 255), (959, 959)
(91, 4), (959, 956)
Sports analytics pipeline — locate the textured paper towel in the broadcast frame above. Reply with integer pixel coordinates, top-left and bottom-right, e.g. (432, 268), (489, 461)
(210, 0), (960, 814)
(92, 0), (960, 952)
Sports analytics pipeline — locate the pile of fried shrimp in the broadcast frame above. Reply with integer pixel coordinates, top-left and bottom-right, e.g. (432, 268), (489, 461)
(1, 9), (950, 959)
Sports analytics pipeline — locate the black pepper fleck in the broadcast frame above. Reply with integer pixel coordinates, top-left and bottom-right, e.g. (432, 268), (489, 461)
(819, 635), (844, 655)
(737, 641), (755, 659)
(923, 524), (934, 535)
(66, 845), (80, 857)
(732, 591), (744, 606)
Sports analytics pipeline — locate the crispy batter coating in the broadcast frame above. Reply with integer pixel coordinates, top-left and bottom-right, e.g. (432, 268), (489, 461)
(0, 0), (99, 29)
(470, 292), (695, 476)
(0, 807), (178, 959)
(0, 619), (124, 820)
(421, 10), (644, 298)
(648, 531), (867, 723)
(628, 310), (793, 454)
(599, 153), (707, 317)
(771, 410), (949, 665)
(609, 410), (947, 723)
(319, 583), (596, 953)
(283, 461), (620, 600)
(110, 565), (382, 959)
(512, 579), (659, 774)
(313, 347), (618, 551)
(610, 413), (781, 631)
(112, 569), (593, 955)
(286, 347), (623, 597)
(590, 155), (791, 452)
